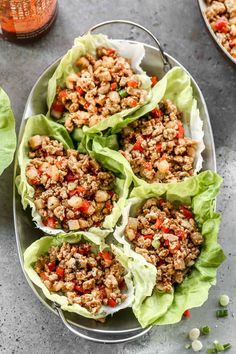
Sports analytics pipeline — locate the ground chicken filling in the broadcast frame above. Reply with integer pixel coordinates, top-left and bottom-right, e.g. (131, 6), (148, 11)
(35, 242), (128, 314)
(205, 0), (236, 58)
(26, 135), (118, 231)
(124, 198), (203, 292)
(119, 99), (198, 183)
(51, 46), (149, 132)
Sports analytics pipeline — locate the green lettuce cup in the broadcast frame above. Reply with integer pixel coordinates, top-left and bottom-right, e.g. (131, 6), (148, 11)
(114, 171), (225, 327)
(47, 33), (152, 140)
(24, 232), (134, 320)
(89, 67), (205, 186)
(0, 87), (16, 175)
(16, 114), (131, 237)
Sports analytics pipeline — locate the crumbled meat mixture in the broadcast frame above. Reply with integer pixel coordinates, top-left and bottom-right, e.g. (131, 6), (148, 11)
(119, 99), (198, 183)
(51, 46), (148, 131)
(35, 242), (128, 314)
(205, 0), (236, 59)
(124, 198), (203, 292)
(26, 135), (118, 231)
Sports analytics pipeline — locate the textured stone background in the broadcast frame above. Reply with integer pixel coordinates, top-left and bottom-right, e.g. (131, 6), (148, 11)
(0, 0), (235, 353)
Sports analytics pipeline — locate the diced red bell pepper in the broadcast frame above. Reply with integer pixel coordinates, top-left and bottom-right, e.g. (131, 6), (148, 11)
(130, 98), (138, 107)
(76, 86), (85, 96)
(108, 297), (117, 307)
(99, 286), (107, 299)
(105, 200), (112, 211)
(161, 225), (170, 233)
(132, 138), (144, 152)
(110, 82), (117, 90)
(127, 80), (139, 88)
(156, 143), (162, 153)
(180, 206), (193, 219)
(99, 251), (113, 266)
(160, 154), (168, 161)
(159, 199), (166, 206)
(214, 18), (229, 33)
(183, 309), (191, 317)
(143, 234), (154, 239)
(168, 241), (180, 254)
(164, 239), (170, 246)
(229, 36), (236, 48)
(78, 244), (90, 255)
(47, 262), (56, 272)
(58, 90), (68, 100)
(106, 48), (116, 57)
(176, 120), (185, 139)
(65, 172), (77, 182)
(79, 200), (90, 214)
(144, 162), (152, 170)
(74, 285), (84, 294)
(175, 229), (186, 240)
(56, 267), (65, 277)
(40, 272), (48, 281)
(69, 186), (86, 197)
(151, 76), (158, 87)
(29, 178), (41, 186)
(43, 217), (56, 229)
(153, 218), (163, 229)
(84, 102), (90, 110)
(151, 108), (163, 119)
(51, 101), (64, 113)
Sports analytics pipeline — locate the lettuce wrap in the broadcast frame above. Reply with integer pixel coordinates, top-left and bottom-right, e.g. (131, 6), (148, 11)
(0, 87), (16, 175)
(24, 232), (134, 320)
(89, 67), (205, 187)
(114, 170), (225, 327)
(47, 33), (152, 140)
(16, 114), (131, 236)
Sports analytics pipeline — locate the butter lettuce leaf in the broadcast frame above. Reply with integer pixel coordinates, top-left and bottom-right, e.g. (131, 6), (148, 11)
(24, 232), (134, 319)
(47, 33), (152, 139)
(95, 66), (205, 187)
(0, 87), (16, 175)
(115, 171), (225, 327)
(16, 115), (130, 236)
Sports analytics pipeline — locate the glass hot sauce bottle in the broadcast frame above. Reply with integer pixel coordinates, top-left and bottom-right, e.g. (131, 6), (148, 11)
(0, 0), (58, 43)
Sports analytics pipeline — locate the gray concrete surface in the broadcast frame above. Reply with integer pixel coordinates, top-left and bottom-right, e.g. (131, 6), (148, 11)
(0, 0), (235, 353)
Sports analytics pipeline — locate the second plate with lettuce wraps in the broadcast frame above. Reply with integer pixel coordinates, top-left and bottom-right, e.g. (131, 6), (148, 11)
(16, 115), (131, 236)
(114, 171), (225, 327)
(88, 67), (205, 186)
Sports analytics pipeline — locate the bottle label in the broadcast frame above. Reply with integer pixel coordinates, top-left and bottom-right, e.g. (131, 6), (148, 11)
(0, 0), (57, 38)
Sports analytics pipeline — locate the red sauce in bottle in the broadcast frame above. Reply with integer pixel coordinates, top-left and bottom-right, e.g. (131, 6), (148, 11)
(0, 0), (58, 42)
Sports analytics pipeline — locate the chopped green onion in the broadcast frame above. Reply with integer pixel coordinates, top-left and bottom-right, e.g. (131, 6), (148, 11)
(118, 89), (128, 98)
(215, 343), (225, 351)
(207, 342), (232, 352)
(223, 343), (232, 350)
(216, 309), (228, 318)
(185, 343), (191, 349)
(219, 294), (230, 307)
(200, 325), (211, 335)
(189, 328), (200, 341)
(191, 340), (203, 352)
(152, 238), (160, 249)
